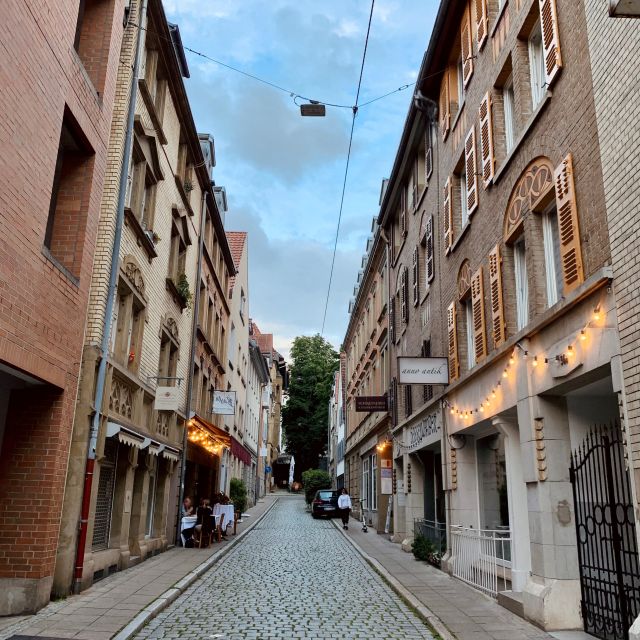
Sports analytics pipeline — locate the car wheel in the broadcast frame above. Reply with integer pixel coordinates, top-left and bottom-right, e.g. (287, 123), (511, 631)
(312, 513), (318, 519)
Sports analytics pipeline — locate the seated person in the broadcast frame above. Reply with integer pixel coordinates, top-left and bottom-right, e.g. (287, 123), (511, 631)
(182, 496), (195, 517)
(193, 498), (213, 544)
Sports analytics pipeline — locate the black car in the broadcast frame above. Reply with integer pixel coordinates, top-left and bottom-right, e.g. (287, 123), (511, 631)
(311, 489), (339, 518)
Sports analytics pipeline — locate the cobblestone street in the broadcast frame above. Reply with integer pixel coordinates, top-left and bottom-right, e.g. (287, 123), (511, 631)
(135, 497), (433, 640)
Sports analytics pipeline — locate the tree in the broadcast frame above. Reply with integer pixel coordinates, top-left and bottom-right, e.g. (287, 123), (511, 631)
(282, 334), (339, 479)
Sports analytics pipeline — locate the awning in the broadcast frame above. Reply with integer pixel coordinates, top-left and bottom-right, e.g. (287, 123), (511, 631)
(191, 416), (231, 447)
(106, 422), (146, 449)
(141, 438), (161, 456)
(160, 445), (181, 462)
(231, 437), (252, 466)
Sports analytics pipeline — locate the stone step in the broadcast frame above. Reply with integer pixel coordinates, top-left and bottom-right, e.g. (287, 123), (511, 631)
(497, 589), (524, 618)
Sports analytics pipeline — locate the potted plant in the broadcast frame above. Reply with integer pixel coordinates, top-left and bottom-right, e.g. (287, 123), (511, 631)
(183, 178), (194, 193)
(176, 273), (192, 309)
(229, 478), (247, 517)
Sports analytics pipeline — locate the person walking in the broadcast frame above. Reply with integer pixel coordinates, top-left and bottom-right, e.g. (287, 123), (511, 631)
(337, 488), (352, 530)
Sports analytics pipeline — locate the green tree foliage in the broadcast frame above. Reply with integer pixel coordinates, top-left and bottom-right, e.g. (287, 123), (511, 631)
(282, 334), (339, 478)
(229, 478), (247, 514)
(301, 469), (332, 505)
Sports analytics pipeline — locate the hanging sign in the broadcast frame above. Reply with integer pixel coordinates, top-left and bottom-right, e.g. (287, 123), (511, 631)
(355, 396), (388, 412)
(213, 390), (236, 415)
(398, 357), (449, 385)
(154, 386), (179, 411)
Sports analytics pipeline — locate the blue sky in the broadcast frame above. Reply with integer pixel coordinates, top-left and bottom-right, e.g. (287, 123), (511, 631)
(164, 1), (437, 359)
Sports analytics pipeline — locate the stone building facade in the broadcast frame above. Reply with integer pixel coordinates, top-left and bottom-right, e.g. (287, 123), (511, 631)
(378, 0), (636, 633)
(0, 0), (123, 615)
(223, 232), (255, 497)
(343, 219), (392, 531)
(53, 0), (233, 596)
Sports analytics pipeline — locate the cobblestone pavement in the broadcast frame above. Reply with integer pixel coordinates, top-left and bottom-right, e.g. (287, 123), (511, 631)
(135, 497), (433, 640)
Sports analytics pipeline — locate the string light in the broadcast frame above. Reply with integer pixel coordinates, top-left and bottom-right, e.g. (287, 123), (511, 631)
(532, 356), (538, 367)
(593, 306), (601, 321)
(502, 369), (508, 378)
(580, 330), (586, 341)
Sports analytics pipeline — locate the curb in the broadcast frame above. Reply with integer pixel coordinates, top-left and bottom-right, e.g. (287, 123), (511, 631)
(332, 519), (456, 640)
(113, 498), (279, 640)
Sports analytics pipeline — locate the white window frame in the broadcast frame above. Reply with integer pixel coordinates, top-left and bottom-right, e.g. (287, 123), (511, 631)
(542, 205), (563, 307)
(460, 166), (469, 228)
(528, 21), (545, 109)
(457, 55), (465, 105)
(503, 76), (516, 153)
(465, 298), (475, 369)
(371, 454), (378, 511)
(514, 237), (529, 330)
(362, 458), (370, 510)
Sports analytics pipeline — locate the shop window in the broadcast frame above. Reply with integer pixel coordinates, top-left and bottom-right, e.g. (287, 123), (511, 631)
(44, 109), (95, 279)
(513, 237), (529, 330)
(528, 20), (546, 109)
(502, 75), (516, 153)
(362, 457), (370, 510)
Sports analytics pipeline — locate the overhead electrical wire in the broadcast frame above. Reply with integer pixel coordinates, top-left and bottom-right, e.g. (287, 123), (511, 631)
(320, 0), (376, 337)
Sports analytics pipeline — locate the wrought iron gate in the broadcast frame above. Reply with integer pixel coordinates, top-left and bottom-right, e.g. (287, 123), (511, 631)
(570, 426), (640, 640)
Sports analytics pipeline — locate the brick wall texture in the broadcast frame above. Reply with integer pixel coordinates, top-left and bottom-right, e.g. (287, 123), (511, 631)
(583, 2), (640, 500)
(0, 0), (123, 604)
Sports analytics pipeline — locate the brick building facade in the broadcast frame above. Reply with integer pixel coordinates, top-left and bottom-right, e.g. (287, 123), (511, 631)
(343, 218), (392, 532)
(0, 0), (124, 614)
(377, 0), (635, 633)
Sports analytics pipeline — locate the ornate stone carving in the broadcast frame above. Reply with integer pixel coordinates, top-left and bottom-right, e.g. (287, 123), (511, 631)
(122, 256), (146, 298)
(156, 411), (170, 438)
(457, 260), (472, 299)
(450, 448), (458, 490)
(109, 376), (134, 421)
(504, 158), (554, 242)
(534, 418), (547, 481)
(165, 317), (179, 342)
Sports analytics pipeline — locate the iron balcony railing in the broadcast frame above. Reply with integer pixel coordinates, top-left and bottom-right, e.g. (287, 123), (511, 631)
(414, 518), (447, 554)
(450, 525), (512, 597)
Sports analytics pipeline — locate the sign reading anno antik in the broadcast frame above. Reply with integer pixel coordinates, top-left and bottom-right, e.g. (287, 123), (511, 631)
(355, 396), (388, 412)
(398, 356), (449, 385)
(408, 411), (442, 452)
(213, 390), (236, 415)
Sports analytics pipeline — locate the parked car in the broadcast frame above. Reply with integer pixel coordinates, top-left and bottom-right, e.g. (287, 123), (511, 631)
(311, 489), (339, 518)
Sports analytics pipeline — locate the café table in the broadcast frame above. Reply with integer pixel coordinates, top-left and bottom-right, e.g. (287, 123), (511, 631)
(213, 504), (236, 534)
(180, 515), (196, 546)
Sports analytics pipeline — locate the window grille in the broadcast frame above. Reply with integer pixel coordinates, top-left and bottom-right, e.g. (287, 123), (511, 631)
(92, 439), (118, 551)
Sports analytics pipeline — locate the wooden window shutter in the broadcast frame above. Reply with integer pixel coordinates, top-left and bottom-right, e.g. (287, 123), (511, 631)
(439, 69), (450, 141)
(425, 125), (433, 182)
(400, 267), (409, 323)
(461, 12), (474, 87)
(447, 302), (460, 381)
(412, 246), (419, 305)
(471, 267), (488, 361)
(443, 177), (453, 252)
(426, 215), (435, 283)
(479, 92), (495, 187)
(488, 245), (506, 347)
(391, 377), (398, 427)
(554, 153), (584, 294)
(539, 0), (562, 88)
(465, 127), (479, 215)
(400, 189), (407, 236)
(476, 0), (488, 50)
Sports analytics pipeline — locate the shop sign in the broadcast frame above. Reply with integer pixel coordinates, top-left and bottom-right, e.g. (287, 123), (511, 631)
(213, 390), (236, 415)
(355, 395), (387, 412)
(154, 386), (179, 411)
(398, 357), (449, 385)
(381, 459), (392, 495)
(408, 411), (442, 453)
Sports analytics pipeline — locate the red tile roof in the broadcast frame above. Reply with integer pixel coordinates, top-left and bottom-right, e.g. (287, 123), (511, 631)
(225, 231), (247, 294)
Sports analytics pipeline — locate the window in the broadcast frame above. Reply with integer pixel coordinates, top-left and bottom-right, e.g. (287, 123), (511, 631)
(514, 237), (529, 330)
(464, 298), (475, 369)
(542, 205), (563, 307)
(240, 288), (247, 321)
(125, 147), (157, 231)
(73, 0), (113, 93)
(362, 457), (370, 510)
(158, 328), (179, 383)
(421, 340), (433, 402)
(528, 20), (545, 108)
(404, 384), (413, 418)
(503, 76), (516, 152)
(168, 222), (187, 283)
(111, 280), (145, 372)
(460, 165), (469, 228)
(371, 454), (378, 511)
(45, 110), (95, 278)
(141, 43), (167, 124)
(145, 459), (157, 538)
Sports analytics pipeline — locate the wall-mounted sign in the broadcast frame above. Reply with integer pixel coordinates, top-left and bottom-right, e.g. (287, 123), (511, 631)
(408, 411), (442, 453)
(154, 386), (179, 411)
(213, 390), (236, 415)
(355, 396), (388, 412)
(260, 446), (268, 457)
(398, 357), (449, 385)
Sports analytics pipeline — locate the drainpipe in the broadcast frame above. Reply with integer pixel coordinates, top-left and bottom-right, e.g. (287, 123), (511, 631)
(255, 382), (266, 500)
(176, 187), (208, 544)
(73, 0), (147, 593)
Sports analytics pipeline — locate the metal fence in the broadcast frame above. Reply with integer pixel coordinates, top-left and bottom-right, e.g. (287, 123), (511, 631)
(414, 518), (447, 554)
(450, 525), (512, 597)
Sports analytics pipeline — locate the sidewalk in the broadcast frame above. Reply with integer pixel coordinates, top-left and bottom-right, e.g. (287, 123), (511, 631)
(0, 496), (277, 640)
(337, 520), (577, 640)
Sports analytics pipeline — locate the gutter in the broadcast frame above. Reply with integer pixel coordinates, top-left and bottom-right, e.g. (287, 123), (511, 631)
(73, 0), (148, 592)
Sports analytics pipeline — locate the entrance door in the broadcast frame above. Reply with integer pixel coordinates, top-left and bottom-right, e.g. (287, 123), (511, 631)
(570, 426), (640, 640)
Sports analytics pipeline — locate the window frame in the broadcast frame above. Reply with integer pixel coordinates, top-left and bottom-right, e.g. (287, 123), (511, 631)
(513, 237), (529, 330)
(528, 20), (545, 109)
(542, 203), (563, 307)
(503, 76), (516, 153)
(464, 297), (475, 369)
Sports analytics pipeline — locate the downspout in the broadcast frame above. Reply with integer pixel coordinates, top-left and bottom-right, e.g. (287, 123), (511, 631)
(73, 0), (147, 593)
(176, 187), (208, 544)
(255, 381), (266, 501)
